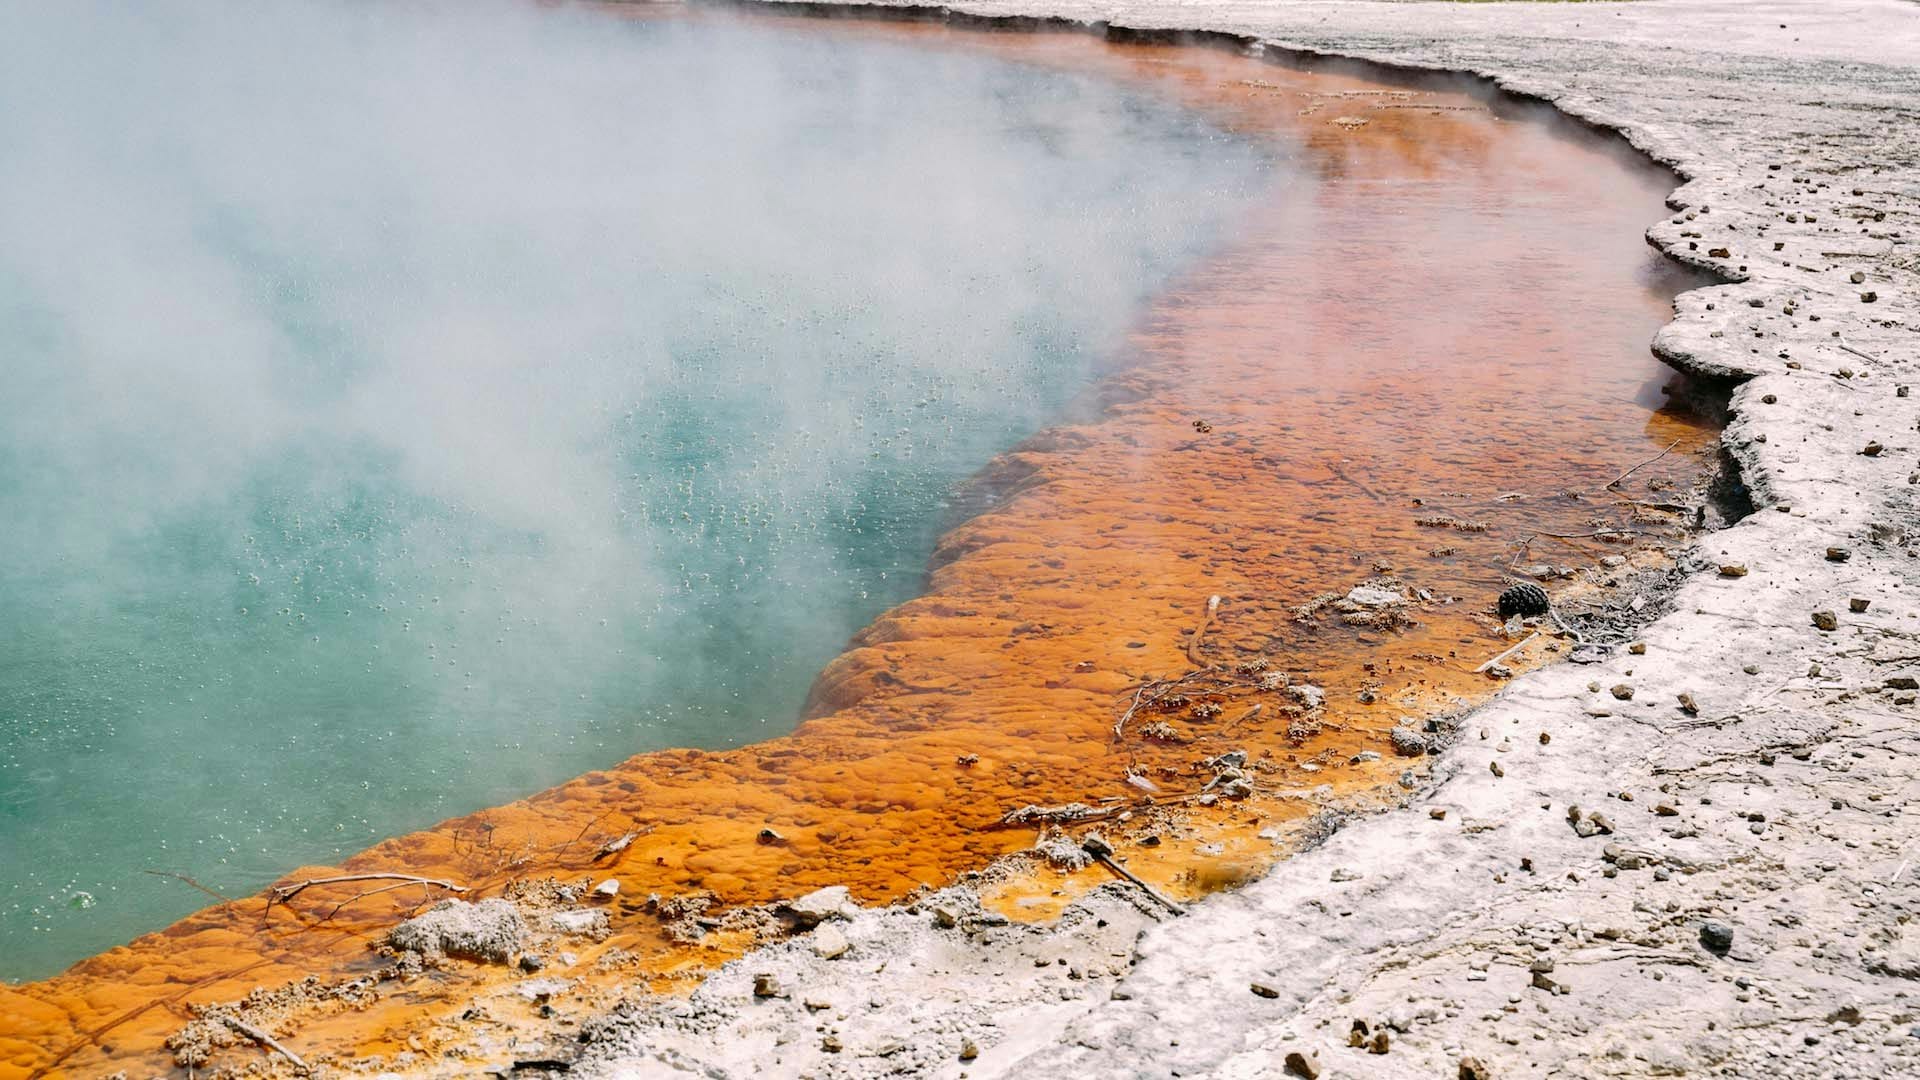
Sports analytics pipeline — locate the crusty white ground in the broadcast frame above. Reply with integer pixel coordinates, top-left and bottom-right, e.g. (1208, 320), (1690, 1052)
(574, 2), (1920, 1077)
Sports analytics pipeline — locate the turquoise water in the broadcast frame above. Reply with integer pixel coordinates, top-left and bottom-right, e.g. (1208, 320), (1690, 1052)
(0, 2), (1274, 979)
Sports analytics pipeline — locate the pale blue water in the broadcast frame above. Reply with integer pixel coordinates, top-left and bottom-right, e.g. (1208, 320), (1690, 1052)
(0, 2), (1275, 979)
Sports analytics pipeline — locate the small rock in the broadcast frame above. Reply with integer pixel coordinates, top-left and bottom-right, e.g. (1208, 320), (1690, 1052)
(1330, 867), (1362, 882)
(821, 1034), (843, 1053)
(931, 906), (959, 929)
(1429, 807), (1448, 820)
(592, 878), (620, 900)
(1389, 725), (1429, 757)
(812, 925), (850, 960)
(1678, 692), (1699, 715)
(1827, 547), (1852, 562)
(959, 1038), (980, 1061)
(1369, 1029), (1391, 1054)
(1628, 642), (1647, 655)
(387, 899), (526, 964)
(1610, 684), (1635, 701)
(1718, 564), (1748, 578)
(1812, 610), (1839, 631)
(782, 885), (852, 929)
(548, 909), (610, 939)
(1283, 1050), (1322, 1079)
(752, 972), (783, 998)
(1886, 676), (1918, 690)
(1250, 981), (1281, 999)
(1700, 921), (1735, 956)
(1851, 598), (1872, 613)
(1862, 441), (1884, 457)
(1488, 760), (1505, 778)
(1459, 1056), (1493, 1080)
(757, 827), (788, 846)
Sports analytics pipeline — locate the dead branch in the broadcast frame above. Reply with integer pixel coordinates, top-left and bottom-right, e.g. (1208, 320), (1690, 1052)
(1603, 438), (1683, 491)
(1474, 631), (1540, 674)
(143, 869), (235, 905)
(219, 1015), (308, 1073)
(264, 873), (466, 922)
(1186, 594), (1223, 669)
(1324, 458), (1386, 503)
(318, 879), (445, 923)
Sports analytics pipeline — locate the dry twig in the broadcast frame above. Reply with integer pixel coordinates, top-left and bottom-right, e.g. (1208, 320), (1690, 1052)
(264, 873), (466, 922)
(219, 1015), (309, 1073)
(1603, 438), (1683, 491)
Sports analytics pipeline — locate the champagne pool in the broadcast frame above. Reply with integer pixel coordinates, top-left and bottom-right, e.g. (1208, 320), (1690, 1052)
(0, 0), (1275, 982)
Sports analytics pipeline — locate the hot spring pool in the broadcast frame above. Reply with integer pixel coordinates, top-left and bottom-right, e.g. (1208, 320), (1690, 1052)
(0, 1), (1276, 981)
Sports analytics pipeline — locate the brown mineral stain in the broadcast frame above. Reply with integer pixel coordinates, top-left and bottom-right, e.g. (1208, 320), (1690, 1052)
(0, 11), (1719, 1078)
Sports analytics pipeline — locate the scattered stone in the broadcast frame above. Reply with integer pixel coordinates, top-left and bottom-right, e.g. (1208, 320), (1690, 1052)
(1827, 546), (1852, 562)
(1283, 1049), (1322, 1079)
(1628, 642), (1647, 655)
(1459, 1056), (1493, 1080)
(781, 885), (852, 929)
(1250, 981), (1281, 998)
(757, 827), (788, 846)
(1489, 760), (1505, 778)
(387, 899), (526, 964)
(1886, 676), (1919, 690)
(1812, 610), (1839, 631)
(1718, 563), (1748, 578)
(931, 906), (960, 929)
(1610, 684), (1635, 700)
(751, 973), (783, 998)
(1851, 597), (1872, 613)
(1862, 441), (1884, 456)
(1678, 692), (1700, 715)
(1700, 921), (1735, 956)
(1429, 807), (1448, 820)
(812, 925), (850, 960)
(959, 1038), (980, 1061)
(548, 909), (610, 939)
(1389, 725), (1429, 757)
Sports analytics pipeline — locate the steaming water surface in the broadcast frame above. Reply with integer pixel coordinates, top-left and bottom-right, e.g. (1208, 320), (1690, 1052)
(0, 2), (1275, 980)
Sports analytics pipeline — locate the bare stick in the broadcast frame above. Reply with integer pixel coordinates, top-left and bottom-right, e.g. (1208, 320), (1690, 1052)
(319, 879), (443, 923)
(1324, 458), (1386, 503)
(219, 1016), (309, 1073)
(266, 873), (466, 920)
(1603, 438), (1683, 491)
(1838, 342), (1878, 363)
(144, 869), (234, 905)
(1186, 594), (1223, 669)
(1083, 837), (1184, 915)
(1474, 631), (1541, 674)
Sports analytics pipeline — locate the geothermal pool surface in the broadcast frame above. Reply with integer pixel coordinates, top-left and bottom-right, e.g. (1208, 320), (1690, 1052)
(0, 3), (1271, 982)
(0, 5), (1725, 1077)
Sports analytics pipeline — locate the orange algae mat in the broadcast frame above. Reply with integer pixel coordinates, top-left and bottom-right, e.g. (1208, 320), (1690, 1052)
(0, 16), (1721, 1078)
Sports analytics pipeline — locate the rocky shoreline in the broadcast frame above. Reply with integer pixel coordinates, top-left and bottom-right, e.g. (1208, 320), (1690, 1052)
(561, 0), (1920, 1076)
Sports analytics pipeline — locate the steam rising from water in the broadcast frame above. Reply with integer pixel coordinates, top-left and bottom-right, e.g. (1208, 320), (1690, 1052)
(0, 1), (1271, 977)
